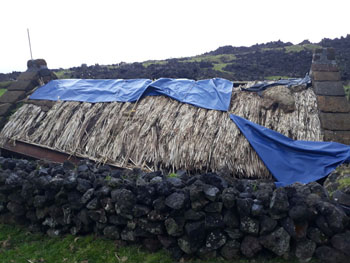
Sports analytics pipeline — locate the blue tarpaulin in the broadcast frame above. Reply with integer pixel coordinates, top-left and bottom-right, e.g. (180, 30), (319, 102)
(30, 78), (233, 111)
(29, 79), (152, 103)
(144, 78), (233, 111)
(230, 114), (350, 187)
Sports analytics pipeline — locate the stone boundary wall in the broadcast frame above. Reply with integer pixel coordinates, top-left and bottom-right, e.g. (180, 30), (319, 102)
(311, 48), (350, 144)
(0, 59), (56, 129)
(0, 157), (349, 262)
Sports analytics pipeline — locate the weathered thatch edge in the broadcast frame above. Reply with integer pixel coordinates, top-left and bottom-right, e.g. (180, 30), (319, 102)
(0, 86), (322, 179)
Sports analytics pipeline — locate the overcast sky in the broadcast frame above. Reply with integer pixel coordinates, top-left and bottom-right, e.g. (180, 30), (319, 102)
(0, 0), (349, 73)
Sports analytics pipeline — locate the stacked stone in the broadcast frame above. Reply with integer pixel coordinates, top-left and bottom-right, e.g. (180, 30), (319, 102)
(311, 48), (350, 144)
(0, 157), (349, 263)
(324, 165), (350, 213)
(0, 59), (56, 128)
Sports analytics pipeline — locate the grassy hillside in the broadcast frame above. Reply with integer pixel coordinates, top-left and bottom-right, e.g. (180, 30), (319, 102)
(49, 35), (350, 81)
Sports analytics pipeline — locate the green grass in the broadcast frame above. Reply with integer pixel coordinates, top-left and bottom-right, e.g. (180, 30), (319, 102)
(213, 63), (229, 72)
(285, 44), (321, 53)
(344, 85), (350, 101)
(182, 54), (236, 64)
(285, 45), (304, 53)
(0, 88), (7, 97)
(0, 224), (173, 263)
(167, 172), (178, 178)
(0, 223), (321, 263)
(338, 177), (350, 190)
(261, 47), (284, 52)
(55, 70), (73, 79)
(262, 44), (321, 53)
(178, 54), (236, 73)
(142, 60), (168, 68)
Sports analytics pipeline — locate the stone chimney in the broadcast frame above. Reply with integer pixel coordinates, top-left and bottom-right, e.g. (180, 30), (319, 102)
(311, 48), (350, 144)
(0, 59), (57, 128)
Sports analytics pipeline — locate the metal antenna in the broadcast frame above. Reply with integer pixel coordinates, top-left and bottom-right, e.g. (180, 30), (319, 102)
(27, 28), (33, 60)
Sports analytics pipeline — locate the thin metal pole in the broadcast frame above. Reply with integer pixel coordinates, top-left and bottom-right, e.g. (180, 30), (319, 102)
(27, 28), (33, 60)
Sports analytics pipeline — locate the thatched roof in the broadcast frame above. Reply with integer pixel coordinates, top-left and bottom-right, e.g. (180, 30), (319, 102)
(0, 83), (322, 179)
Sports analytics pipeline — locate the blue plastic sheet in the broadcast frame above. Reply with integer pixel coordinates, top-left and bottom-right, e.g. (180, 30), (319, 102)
(230, 114), (350, 187)
(144, 78), (233, 111)
(242, 75), (311, 93)
(29, 79), (152, 103)
(30, 78), (233, 111)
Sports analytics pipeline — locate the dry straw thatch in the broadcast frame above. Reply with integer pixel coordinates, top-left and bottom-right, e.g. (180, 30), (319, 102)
(0, 84), (322, 179)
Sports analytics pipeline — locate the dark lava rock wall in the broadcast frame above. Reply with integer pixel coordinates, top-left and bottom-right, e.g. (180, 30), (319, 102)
(0, 157), (349, 262)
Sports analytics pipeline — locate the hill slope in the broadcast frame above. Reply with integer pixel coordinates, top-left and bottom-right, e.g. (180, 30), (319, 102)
(54, 35), (350, 81)
(1, 35), (349, 82)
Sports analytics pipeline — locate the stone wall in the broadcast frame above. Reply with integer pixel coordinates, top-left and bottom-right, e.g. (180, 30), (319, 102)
(0, 59), (56, 129)
(311, 48), (350, 144)
(0, 157), (349, 262)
